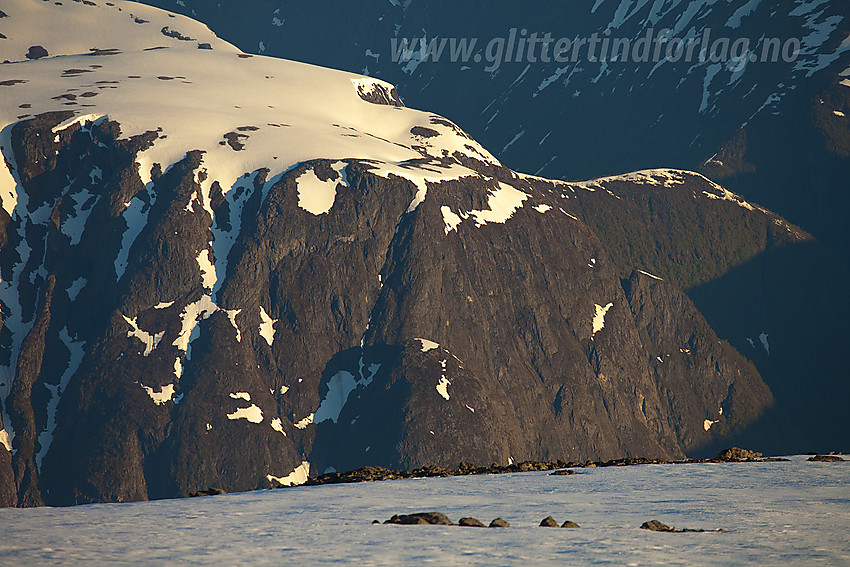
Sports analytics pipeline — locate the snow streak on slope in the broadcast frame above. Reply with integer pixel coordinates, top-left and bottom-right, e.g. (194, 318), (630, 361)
(0, 456), (848, 565)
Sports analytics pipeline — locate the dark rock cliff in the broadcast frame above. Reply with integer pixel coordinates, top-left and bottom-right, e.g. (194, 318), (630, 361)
(0, 112), (775, 505)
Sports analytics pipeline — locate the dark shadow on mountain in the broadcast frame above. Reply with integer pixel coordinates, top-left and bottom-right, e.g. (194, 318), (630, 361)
(308, 344), (406, 475)
(686, 239), (850, 455)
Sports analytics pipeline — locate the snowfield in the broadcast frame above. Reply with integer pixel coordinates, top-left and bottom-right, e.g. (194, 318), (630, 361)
(0, 456), (847, 566)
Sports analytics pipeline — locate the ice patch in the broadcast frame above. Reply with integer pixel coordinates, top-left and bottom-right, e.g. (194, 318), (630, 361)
(154, 301), (174, 309)
(142, 383), (176, 405)
(123, 315), (164, 356)
(267, 461), (310, 487)
(0, 429), (9, 452)
(592, 302), (614, 336)
(296, 161), (347, 216)
(704, 419), (719, 431)
(834, 110), (845, 117)
(259, 306), (277, 346)
(227, 404), (263, 424)
(533, 204), (552, 213)
(229, 392), (251, 401)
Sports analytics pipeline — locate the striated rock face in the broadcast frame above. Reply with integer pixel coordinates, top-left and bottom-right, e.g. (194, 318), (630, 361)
(564, 170), (850, 455)
(622, 269), (772, 452)
(0, 0), (795, 507)
(0, 110), (774, 505)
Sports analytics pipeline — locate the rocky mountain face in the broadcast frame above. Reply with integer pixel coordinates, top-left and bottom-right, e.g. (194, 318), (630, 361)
(0, 0), (838, 507)
(563, 170), (850, 453)
(136, 0), (850, 454)
(138, 0), (850, 261)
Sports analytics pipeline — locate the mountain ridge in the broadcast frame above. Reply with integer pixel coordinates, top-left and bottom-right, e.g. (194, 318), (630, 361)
(0, 0), (843, 507)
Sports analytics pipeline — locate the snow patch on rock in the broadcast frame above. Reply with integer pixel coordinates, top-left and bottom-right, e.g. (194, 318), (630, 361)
(267, 461), (310, 487)
(296, 161), (348, 216)
(592, 302), (614, 336)
(468, 183), (529, 227)
(270, 418), (286, 436)
(259, 306), (277, 346)
(35, 328), (85, 470)
(417, 338), (439, 352)
(638, 269), (663, 281)
(196, 248), (216, 290)
(440, 206), (462, 235)
(66, 277), (87, 301)
(123, 315), (164, 356)
(227, 404), (263, 424)
(142, 383), (176, 406)
(436, 376), (450, 400)
(294, 413), (314, 429)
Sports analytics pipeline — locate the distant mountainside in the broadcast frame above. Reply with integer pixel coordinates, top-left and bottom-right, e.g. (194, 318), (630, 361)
(139, 0), (850, 263)
(0, 0), (845, 508)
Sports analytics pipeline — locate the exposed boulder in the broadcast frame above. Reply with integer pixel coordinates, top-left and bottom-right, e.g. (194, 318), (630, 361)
(385, 512), (453, 526)
(807, 455), (845, 462)
(714, 448), (764, 462)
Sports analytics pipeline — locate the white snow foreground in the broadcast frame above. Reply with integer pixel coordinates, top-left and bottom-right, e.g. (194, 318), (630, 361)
(0, 455), (848, 565)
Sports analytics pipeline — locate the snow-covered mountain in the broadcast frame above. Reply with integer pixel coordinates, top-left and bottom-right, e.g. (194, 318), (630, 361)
(0, 1), (845, 507)
(140, 0), (850, 260)
(139, 0), (850, 460)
